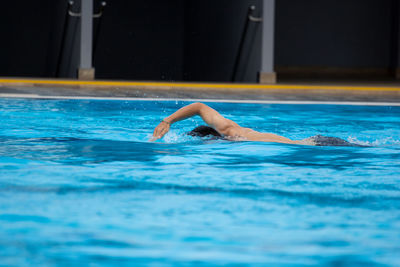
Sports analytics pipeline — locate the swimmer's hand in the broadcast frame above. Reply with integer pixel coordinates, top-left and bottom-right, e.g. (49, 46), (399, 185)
(150, 120), (170, 141)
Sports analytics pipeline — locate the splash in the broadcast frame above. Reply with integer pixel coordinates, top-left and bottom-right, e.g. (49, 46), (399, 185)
(153, 130), (194, 143)
(348, 136), (400, 147)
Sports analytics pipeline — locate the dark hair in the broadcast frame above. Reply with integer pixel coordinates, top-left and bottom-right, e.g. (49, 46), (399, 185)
(187, 125), (223, 139)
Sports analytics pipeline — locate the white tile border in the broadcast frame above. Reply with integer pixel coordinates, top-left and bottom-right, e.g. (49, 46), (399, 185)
(1, 93), (400, 106)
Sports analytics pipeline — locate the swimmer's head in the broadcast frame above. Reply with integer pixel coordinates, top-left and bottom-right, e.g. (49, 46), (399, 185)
(187, 125), (223, 139)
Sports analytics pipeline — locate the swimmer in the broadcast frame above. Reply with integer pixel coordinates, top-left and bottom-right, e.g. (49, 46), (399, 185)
(151, 102), (363, 146)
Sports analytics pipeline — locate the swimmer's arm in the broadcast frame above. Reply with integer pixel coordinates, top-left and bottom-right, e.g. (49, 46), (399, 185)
(151, 102), (237, 140)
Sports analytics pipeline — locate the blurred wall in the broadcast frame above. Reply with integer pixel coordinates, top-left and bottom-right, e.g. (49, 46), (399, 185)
(95, 0), (262, 82)
(93, 0), (185, 81)
(275, 0), (395, 78)
(183, 0), (262, 82)
(0, 0), (62, 77)
(0, 0), (186, 80)
(0, 0), (397, 81)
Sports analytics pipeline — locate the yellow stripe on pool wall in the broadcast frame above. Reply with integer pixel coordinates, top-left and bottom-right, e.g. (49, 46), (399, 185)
(0, 78), (400, 92)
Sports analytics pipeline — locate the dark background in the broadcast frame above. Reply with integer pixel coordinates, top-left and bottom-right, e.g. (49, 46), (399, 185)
(0, 0), (397, 82)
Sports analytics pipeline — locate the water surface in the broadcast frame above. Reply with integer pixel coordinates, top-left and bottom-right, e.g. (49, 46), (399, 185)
(0, 99), (399, 266)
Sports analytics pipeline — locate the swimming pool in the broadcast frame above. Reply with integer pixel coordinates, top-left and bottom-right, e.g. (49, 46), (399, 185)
(0, 98), (399, 266)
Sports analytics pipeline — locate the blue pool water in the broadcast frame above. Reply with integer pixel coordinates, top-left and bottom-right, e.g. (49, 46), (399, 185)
(0, 98), (399, 266)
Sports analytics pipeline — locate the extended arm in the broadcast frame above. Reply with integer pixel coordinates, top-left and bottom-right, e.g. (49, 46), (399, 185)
(151, 102), (237, 141)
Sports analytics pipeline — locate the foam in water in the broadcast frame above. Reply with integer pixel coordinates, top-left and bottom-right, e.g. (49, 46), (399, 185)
(348, 136), (400, 147)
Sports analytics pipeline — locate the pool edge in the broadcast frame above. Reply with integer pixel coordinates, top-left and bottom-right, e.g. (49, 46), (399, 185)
(1, 93), (400, 106)
(1, 78), (400, 103)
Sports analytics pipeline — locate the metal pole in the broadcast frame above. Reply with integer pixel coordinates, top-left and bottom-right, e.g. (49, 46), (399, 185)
(259, 0), (276, 83)
(79, 0), (94, 79)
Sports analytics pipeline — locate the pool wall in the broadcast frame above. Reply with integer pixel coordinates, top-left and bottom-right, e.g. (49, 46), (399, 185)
(0, 79), (400, 103)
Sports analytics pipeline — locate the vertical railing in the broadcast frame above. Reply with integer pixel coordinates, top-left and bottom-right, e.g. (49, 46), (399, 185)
(231, 5), (262, 82)
(56, 1), (75, 77)
(56, 0), (106, 78)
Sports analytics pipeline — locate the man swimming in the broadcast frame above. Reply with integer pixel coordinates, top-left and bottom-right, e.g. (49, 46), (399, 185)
(151, 102), (362, 146)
